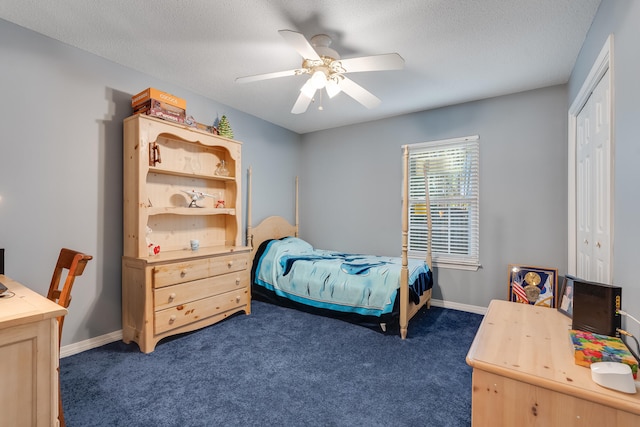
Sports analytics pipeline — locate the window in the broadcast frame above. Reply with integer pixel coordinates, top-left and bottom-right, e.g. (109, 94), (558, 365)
(407, 136), (480, 270)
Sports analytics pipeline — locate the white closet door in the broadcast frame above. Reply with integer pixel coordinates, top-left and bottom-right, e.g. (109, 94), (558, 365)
(575, 69), (611, 282)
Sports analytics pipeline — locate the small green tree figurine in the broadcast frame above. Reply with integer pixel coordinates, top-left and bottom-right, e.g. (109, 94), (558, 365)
(217, 115), (234, 139)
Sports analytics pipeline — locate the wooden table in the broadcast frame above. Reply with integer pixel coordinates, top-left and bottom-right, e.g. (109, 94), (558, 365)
(0, 275), (67, 427)
(466, 299), (640, 426)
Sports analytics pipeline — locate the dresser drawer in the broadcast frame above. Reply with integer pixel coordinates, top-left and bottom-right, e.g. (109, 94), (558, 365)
(209, 253), (249, 277)
(154, 289), (250, 334)
(154, 270), (249, 311)
(153, 253), (249, 288)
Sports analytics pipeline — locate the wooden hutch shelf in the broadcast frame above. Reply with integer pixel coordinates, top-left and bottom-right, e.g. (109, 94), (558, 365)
(121, 114), (250, 353)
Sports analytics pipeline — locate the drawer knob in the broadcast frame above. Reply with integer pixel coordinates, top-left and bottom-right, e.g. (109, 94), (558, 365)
(236, 279), (240, 286)
(180, 270), (187, 277)
(235, 296), (241, 303)
(168, 293), (176, 302)
(169, 315), (176, 324)
(227, 260), (234, 268)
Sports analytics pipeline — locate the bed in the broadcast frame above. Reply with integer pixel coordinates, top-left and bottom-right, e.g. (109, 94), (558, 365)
(246, 146), (433, 338)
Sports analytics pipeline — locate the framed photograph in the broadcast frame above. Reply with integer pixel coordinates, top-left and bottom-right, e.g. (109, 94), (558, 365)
(508, 265), (558, 308)
(557, 275), (575, 318)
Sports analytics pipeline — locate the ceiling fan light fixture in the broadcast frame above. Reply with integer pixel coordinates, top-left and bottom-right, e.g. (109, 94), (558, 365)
(310, 70), (327, 89)
(325, 78), (341, 98)
(300, 79), (316, 98)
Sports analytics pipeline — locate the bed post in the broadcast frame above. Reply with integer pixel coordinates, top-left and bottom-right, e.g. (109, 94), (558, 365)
(247, 167), (253, 249)
(295, 176), (299, 238)
(400, 146), (410, 339)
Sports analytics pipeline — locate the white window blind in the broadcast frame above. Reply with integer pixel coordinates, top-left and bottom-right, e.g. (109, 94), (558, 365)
(407, 136), (480, 269)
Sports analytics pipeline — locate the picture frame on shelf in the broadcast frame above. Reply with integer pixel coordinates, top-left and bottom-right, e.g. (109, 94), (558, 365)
(557, 274), (575, 318)
(508, 264), (558, 308)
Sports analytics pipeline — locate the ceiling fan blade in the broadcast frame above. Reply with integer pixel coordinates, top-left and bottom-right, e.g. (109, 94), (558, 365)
(337, 53), (404, 73)
(337, 77), (381, 109)
(278, 29), (321, 61)
(235, 69), (299, 84)
(291, 90), (315, 114)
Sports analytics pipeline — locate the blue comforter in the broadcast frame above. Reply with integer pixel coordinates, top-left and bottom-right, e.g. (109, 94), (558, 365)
(254, 237), (432, 317)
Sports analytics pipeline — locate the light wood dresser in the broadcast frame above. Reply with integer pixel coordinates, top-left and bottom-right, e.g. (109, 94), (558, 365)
(0, 276), (67, 427)
(121, 115), (250, 353)
(466, 299), (640, 426)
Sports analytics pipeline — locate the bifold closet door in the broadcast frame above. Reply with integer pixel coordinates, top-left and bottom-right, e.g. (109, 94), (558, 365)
(575, 68), (611, 283)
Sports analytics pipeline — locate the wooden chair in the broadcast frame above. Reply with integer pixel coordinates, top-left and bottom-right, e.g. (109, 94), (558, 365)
(46, 248), (93, 427)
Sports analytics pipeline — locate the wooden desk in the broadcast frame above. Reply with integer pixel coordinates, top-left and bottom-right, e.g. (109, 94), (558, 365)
(0, 275), (67, 427)
(466, 299), (640, 426)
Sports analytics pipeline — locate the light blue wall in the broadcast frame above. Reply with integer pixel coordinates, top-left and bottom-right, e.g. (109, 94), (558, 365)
(0, 19), (301, 346)
(569, 0), (640, 337)
(300, 86), (569, 307)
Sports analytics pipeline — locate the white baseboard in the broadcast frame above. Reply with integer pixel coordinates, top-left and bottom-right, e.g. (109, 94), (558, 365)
(60, 330), (123, 358)
(430, 298), (487, 315)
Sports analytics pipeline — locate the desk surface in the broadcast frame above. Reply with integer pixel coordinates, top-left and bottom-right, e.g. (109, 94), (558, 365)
(0, 275), (67, 329)
(466, 299), (640, 415)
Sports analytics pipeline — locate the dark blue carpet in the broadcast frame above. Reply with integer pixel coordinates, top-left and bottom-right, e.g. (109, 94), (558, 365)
(61, 300), (483, 426)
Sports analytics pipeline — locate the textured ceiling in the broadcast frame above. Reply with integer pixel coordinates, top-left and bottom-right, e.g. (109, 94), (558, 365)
(0, 0), (601, 134)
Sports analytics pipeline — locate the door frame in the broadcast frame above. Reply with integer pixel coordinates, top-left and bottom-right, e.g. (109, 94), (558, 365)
(567, 34), (614, 279)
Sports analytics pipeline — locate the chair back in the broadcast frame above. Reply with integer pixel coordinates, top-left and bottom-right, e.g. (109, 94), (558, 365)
(46, 248), (93, 345)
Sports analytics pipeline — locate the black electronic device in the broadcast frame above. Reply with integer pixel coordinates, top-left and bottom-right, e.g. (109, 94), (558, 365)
(570, 275), (622, 337)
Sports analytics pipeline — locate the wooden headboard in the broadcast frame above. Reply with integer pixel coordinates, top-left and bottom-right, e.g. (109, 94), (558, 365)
(249, 216), (297, 258)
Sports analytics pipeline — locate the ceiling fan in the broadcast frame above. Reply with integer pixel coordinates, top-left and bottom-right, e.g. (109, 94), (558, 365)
(235, 30), (404, 114)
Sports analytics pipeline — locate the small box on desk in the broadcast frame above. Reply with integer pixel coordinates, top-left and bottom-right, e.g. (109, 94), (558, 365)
(569, 329), (638, 379)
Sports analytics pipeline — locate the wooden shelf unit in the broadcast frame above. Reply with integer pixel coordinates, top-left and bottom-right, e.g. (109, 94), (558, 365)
(121, 115), (250, 353)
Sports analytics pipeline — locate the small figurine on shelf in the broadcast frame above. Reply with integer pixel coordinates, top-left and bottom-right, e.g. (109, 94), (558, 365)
(146, 226), (160, 256)
(185, 115), (196, 127)
(215, 199), (225, 209)
(215, 160), (230, 176)
(182, 189), (215, 208)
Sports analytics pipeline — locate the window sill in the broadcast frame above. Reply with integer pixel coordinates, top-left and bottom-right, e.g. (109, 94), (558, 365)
(432, 261), (481, 271)
(409, 254), (481, 271)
